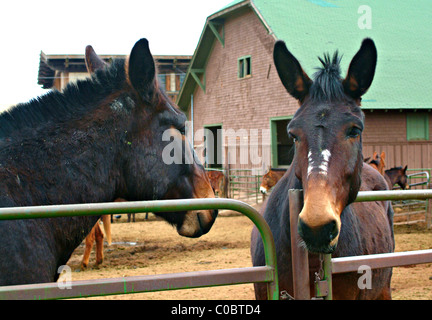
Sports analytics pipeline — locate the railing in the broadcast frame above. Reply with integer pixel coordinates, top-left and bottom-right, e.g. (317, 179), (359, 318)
(289, 189), (432, 300)
(228, 169), (262, 203)
(393, 171), (431, 227)
(0, 198), (278, 300)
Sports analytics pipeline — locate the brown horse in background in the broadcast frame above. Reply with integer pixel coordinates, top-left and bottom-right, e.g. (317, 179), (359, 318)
(367, 151), (386, 175)
(251, 38), (394, 300)
(206, 170), (228, 198)
(366, 151), (409, 190)
(259, 168), (287, 195)
(384, 166), (409, 190)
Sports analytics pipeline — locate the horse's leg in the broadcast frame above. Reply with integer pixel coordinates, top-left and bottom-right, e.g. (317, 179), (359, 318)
(81, 226), (96, 269)
(95, 223), (104, 266)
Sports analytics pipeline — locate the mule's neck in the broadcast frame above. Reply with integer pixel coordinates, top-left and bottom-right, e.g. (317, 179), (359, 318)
(0, 109), (129, 207)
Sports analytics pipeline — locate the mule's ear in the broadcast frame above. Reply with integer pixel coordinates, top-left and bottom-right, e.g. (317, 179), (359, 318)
(403, 165), (408, 173)
(380, 151), (386, 160)
(85, 45), (107, 73)
(127, 38), (156, 99)
(273, 40), (312, 103)
(343, 38), (377, 99)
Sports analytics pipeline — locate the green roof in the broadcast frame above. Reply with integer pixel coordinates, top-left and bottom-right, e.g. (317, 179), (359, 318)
(178, 0), (432, 110)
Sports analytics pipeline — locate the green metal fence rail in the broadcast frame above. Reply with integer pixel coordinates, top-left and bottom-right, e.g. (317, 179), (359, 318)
(0, 198), (279, 300)
(289, 189), (432, 300)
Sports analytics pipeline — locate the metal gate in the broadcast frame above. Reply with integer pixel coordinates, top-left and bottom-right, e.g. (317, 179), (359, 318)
(289, 189), (432, 300)
(0, 198), (278, 300)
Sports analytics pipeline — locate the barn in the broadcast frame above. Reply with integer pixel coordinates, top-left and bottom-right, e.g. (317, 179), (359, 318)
(177, 0), (432, 176)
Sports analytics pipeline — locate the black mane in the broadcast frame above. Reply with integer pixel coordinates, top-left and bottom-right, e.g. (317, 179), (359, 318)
(0, 59), (126, 138)
(309, 52), (344, 102)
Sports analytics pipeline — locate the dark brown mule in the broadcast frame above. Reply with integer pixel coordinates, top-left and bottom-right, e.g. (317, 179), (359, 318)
(81, 46), (113, 270)
(251, 39), (394, 300)
(0, 39), (217, 286)
(259, 168), (287, 194)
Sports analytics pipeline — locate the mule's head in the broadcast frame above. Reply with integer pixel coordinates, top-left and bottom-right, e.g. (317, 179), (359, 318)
(85, 39), (217, 238)
(274, 39), (377, 253)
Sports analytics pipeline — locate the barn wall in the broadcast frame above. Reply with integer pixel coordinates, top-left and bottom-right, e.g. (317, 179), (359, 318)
(363, 111), (432, 170)
(190, 10), (432, 173)
(191, 9), (298, 171)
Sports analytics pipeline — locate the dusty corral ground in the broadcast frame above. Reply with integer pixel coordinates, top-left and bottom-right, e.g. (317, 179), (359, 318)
(65, 203), (432, 300)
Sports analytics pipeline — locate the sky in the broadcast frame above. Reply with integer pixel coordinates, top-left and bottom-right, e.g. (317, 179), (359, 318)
(0, 0), (233, 111)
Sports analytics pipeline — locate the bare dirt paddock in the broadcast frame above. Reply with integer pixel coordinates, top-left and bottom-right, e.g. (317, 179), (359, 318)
(65, 203), (432, 300)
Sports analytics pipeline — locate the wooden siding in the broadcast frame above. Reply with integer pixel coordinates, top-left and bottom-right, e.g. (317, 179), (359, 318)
(363, 111), (432, 170)
(189, 9), (432, 172)
(191, 9), (297, 170)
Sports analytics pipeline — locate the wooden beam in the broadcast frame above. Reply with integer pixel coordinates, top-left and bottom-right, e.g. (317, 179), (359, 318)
(190, 69), (206, 93)
(208, 21), (224, 47)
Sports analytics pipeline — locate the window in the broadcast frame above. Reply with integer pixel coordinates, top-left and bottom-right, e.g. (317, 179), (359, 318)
(407, 113), (429, 141)
(204, 124), (223, 169)
(238, 56), (251, 79)
(270, 117), (295, 168)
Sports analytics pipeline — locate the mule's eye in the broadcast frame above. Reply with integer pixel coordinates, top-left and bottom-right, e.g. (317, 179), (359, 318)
(347, 126), (361, 139)
(288, 131), (299, 142)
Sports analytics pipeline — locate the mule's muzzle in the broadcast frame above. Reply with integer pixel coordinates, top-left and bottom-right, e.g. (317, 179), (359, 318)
(298, 218), (339, 254)
(259, 186), (267, 194)
(177, 209), (218, 238)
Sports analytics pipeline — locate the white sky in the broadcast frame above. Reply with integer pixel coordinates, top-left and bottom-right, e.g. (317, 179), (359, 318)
(0, 0), (233, 111)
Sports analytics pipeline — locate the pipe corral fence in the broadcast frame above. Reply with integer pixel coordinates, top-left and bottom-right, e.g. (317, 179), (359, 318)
(393, 170), (431, 227)
(0, 198), (278, 300)
(289, 189), (432, 300)
(0, 189), (431, 300)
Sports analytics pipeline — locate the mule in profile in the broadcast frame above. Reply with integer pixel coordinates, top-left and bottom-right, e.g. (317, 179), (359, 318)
(0, 38), (217, 286)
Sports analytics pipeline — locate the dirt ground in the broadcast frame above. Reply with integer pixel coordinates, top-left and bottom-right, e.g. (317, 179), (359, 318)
(64, 203), (432, 300)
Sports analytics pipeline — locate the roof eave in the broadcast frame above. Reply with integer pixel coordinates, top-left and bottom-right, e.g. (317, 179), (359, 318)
(178, 0), (255, 111)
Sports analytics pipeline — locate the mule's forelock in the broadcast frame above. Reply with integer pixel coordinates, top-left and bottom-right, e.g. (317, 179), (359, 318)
(310, 51), (344, 102)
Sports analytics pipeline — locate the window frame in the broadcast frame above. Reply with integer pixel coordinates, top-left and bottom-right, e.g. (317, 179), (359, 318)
(406, 112), (429, 141)
(237, 55), (252, 79)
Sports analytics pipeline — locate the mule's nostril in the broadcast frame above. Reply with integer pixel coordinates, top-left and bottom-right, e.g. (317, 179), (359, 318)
(328, 220), (338, 241)
(298, 217), (339, 253)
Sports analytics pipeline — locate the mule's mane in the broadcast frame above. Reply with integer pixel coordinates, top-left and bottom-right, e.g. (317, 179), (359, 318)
(310, 52), (344, 102)
(0, 59), (127, 138)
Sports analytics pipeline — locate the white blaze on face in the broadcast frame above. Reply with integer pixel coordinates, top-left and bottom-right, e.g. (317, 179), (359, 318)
(307, 149), (331, 177)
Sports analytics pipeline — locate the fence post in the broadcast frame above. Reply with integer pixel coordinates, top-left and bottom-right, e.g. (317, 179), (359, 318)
(427, 198), (432, 229)
(289, 189), (311, 300)
(323, 254), (333, 300)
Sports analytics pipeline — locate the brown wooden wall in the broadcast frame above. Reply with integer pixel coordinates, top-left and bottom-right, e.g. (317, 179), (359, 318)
(190, 9), (296, 171)
(363, 111), (432, 170)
